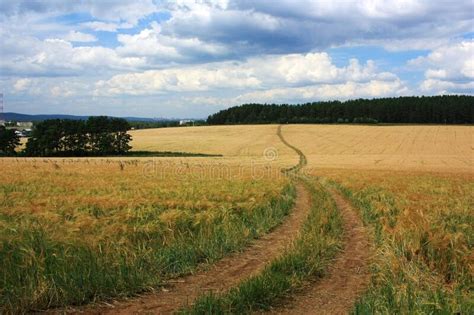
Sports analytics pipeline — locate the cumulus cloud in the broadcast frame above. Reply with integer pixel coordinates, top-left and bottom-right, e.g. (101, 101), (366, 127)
(160, 1), (474, 54)
(94, 52), (403, 98)
(409, 40), (474, 94)
(234, 79), (409, 104)
(1, 35), (146, 76)
(116, 22), (229, 62)
(0, 0), (472, 116)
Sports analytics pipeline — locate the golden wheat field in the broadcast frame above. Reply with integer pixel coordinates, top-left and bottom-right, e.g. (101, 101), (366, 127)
(130, 125), (298, 166)
(1, 124), (473, 313)
(0, 157), (292, 312)
(283, 124), (473, 172)
(317, 169), (473, 313)
(131, 124), (473, 172)
(128, 124), (473, 312)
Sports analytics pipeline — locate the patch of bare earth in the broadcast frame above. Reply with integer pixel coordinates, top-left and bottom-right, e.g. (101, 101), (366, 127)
(52, 183), (311, 315)
(265, 189), (371, 315)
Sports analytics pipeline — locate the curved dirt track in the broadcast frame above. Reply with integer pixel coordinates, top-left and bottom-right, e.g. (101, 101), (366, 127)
(49, 124), (370, 315)
(270, 125), (372, 315)
(64, 183), (311, 315)
(265, 189), (371, 315)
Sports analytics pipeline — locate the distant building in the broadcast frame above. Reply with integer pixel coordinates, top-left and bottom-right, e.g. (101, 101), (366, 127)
(0, 120), (5, 126)
(16, 121), (33, 129)
(179, 119), (194, 126)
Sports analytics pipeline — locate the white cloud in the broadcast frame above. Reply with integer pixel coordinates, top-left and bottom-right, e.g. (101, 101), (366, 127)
(94, 52), (402, 97)
(86, 0), (158, 25)
(50, 85), (75, 97)
(0, 0), (158, 26)
(63, 31), (97, 42)
(1, 36), (146, 76)
(116, 22), (229, 61)
(234, 80), (409, 104)
(0, 0), (472, 117)
(409, 40), (474, 93)
(81, 21), (134, 32)
(420, 79), (474, 94)
(13, 78), (31, 91)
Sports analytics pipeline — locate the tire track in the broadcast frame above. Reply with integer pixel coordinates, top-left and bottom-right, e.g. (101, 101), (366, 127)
(53, 177), (311, 313)
(271, 124), (372, 315)
(47, 124), (370, 315)
(277, 125), (307, 173)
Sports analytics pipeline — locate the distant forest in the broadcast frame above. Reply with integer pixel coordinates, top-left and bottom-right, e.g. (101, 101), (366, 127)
(207, 95), (473, 125)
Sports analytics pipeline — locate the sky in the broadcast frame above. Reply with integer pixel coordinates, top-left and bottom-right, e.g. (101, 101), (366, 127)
(0, 0), (473, 118)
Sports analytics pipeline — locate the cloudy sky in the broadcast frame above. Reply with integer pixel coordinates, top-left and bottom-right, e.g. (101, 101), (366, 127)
(0, 0), (473, 118)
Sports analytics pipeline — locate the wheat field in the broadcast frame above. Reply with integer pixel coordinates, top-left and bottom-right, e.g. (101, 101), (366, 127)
(131, 124), (473, 172)
(130, 125), (298, 166)
(318, 169), (473, 313)
(1, 124), (473, 313)
(0, 157), (292, 312)
(283, 124), (473, 172)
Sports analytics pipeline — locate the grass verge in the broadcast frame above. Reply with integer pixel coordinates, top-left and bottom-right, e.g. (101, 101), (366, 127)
(180, 177), (343, 314)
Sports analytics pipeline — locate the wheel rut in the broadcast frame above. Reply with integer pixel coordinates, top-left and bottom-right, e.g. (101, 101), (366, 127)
(269, 124), (372, 315)
(59, 183), (312, 315)
(48, 124), (371, 315)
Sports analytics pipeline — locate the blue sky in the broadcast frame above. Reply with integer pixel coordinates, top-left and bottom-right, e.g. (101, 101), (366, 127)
(0, 0), (473, 118)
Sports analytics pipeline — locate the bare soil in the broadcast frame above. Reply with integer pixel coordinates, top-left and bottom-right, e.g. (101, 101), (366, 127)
(264, 189), (372, 315)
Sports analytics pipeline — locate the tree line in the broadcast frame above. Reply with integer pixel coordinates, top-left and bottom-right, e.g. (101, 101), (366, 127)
(207, 95), (473, 125)
(0, 116), (132, 157)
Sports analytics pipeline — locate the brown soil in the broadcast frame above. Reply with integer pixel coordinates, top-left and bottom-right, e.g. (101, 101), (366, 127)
(56, 182), (311, 315)
(264, 189), (372, 315)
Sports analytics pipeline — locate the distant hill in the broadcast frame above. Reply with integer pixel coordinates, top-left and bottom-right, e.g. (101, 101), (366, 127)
(3, 112), (170, 122)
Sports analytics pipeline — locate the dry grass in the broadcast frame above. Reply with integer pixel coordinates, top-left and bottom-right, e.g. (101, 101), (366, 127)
(284, 124), (473, 172)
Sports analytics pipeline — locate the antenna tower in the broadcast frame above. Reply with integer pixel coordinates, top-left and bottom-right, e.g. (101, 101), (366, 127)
(0, 93), (4, 125)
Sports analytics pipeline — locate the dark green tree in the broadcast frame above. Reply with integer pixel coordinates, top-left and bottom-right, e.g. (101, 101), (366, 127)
(207, 96), (474, 125)
(24, 117), (133, 157)
(0, 126), (20, 156)
(110, 118), (132, 154)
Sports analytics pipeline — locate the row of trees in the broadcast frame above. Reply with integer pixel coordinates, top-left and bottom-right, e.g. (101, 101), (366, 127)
(23, 117), (132, 156)
(207, 95), (473, 125)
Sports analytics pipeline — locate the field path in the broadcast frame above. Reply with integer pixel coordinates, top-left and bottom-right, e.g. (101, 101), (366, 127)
(270, 125), (372, 314)
(67, 183), (311, 315)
